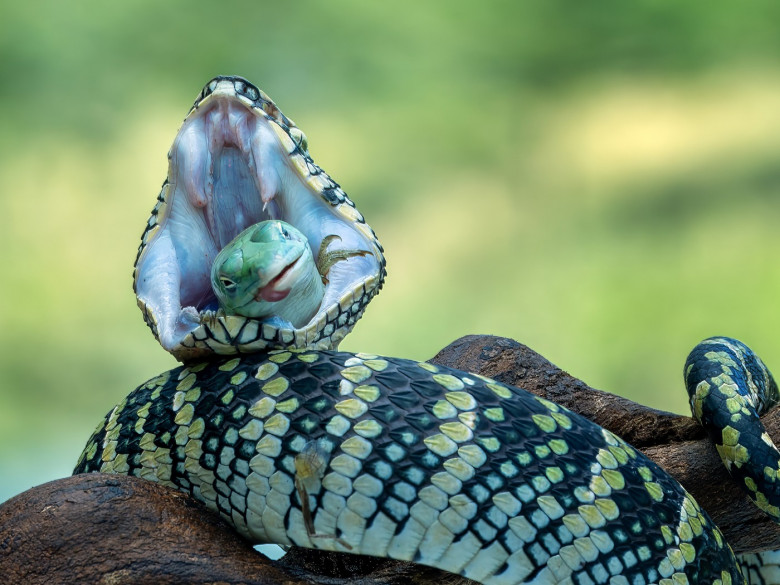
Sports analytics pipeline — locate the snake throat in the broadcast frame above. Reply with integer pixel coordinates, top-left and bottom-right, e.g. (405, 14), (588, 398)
(133, 76), (386, 361)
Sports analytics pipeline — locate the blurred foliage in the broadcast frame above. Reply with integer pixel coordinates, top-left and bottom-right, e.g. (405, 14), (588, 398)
(3, 1), (780, 502)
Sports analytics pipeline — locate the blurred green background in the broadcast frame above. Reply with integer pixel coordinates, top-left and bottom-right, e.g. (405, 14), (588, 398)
(3, 0), (780, 503)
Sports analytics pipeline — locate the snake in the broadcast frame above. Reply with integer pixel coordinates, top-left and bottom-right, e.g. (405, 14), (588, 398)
(74, 76), (780, 584)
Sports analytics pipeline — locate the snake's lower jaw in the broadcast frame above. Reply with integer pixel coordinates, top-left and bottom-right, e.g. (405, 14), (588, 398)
(133, 76), (386, 359)
(163, 307), (202, 351)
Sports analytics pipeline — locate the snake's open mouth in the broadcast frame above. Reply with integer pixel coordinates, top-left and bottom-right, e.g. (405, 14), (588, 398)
(133, 77), (384, 359)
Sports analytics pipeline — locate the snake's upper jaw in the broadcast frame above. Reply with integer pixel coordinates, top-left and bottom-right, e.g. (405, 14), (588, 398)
(134, 76), (386, 360)
(172, 91), (284, 249)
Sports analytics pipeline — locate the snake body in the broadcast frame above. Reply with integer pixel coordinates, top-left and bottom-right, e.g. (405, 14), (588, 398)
(74, 348), (742, 584)
(73, 77), (780, 584)
(685, 337), (780, 521)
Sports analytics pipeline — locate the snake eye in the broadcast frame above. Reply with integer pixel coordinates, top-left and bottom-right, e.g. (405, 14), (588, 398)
(220, 277), (236, 290)
(281, 227), (290, 238)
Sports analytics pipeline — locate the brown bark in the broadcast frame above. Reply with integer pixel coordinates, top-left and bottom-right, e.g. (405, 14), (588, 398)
(0, 473), (292, 585)
(1, 335), (777, 583)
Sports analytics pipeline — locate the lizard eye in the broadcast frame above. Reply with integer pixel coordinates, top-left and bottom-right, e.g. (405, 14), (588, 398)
(281, 227), (290, 238)
(220, 277), (237, 290)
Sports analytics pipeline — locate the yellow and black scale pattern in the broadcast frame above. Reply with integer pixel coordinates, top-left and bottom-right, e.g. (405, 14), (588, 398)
(75, 348), (742, 585)
(685, 336), (780, 523)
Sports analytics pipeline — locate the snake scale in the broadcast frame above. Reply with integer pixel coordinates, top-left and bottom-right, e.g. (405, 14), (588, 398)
(74, 77), (780, 584)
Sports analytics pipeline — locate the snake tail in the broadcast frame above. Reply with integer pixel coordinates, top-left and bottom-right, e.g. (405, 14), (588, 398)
(684, 336), (780, 521)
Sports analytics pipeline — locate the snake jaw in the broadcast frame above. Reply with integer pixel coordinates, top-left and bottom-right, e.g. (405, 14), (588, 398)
(134, 76), (386, 360)
(178, 117), (210, 210)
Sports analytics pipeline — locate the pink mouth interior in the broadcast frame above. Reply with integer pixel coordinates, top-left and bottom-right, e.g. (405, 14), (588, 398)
(254, 258), (298, 302)
(258, 287), (291, 302)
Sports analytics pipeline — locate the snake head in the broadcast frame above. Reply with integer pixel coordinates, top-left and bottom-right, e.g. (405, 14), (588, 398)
(133, 76), (386, 361)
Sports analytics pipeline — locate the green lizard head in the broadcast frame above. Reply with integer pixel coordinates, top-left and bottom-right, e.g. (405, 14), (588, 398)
(211, 220), (324, 328)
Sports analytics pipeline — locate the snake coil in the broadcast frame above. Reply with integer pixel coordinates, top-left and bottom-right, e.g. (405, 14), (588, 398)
(685, 337), (780, 521)
(74, 77), (780, 584)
